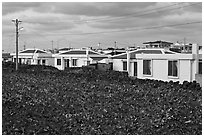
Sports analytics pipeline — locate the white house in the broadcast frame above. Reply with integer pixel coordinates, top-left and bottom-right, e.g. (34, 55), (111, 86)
(111, 44), (202, 85)
(11, 48), (54, 66)
(53, 48), (109, 70)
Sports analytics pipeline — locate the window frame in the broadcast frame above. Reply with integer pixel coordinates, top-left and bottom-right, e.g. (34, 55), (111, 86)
(123, 61), (127, 71)
(72, 59), (77, 66)
(143, 59), (152, 76)
(57, 59), (61, 66)
(168, 60), (179, 79)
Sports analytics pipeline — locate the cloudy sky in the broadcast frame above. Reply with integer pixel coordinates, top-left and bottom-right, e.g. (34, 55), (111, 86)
(2, 2), (202, 52)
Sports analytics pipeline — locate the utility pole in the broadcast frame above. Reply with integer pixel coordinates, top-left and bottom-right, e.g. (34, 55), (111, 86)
(12, 19), (22, 71)
(51, 40), (54, 51)
(23, 42), (26, 50)
(57, 40), (58, 49)
(184, 37), (186, 52)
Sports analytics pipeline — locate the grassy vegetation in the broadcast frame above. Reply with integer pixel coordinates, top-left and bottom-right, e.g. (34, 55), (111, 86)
(2, 63), (202, 135)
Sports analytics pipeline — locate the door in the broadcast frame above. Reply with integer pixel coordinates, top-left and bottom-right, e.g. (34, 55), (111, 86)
(64, 59), (69, 68)
(19, 58), (22, 65)
(37, 59), (41, 65)
(42, 59), (46, 65)
(134, 62), (137, 76)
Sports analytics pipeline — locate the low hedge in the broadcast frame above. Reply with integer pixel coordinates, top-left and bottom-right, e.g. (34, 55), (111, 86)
(2, 63), (202, 135)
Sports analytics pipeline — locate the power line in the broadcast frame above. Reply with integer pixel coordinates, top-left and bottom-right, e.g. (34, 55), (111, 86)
(28, 21), (201, 36)
(74, 3), (181, 23)
(83, 3), (200, 23)
(22, 3), (180, 24)
(16, 3), (201, 41)
(22, 2), (199, 25)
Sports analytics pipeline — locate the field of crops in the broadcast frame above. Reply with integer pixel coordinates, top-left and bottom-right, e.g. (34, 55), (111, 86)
(2, 63), (202, 135)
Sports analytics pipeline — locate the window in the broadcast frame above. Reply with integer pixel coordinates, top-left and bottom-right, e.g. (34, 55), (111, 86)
(72, 59), (77, 66)
(143, 60), (151, 75)
(57, 59), (61, 65)
(42, 60), (46, 65)
(123, 61), (127, 71)
(199, 60), (202, 74)
(168, 60), (178, 77)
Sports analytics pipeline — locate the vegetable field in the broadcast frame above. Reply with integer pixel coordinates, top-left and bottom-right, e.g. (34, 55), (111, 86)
(2, 63), (202, 135)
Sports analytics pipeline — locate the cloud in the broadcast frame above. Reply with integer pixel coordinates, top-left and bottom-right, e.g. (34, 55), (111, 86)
(2, 2), (156, 17)
(2, 9), (77, 36)
(2, 2), (41, 15)
(69, 2), (201, 31)
(2, 2), (202, 52)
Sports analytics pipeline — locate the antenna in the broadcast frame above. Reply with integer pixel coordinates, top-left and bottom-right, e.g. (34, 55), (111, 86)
(114, 41), (117, 49)
(23, 42), (26, 50)
(98, 42), (101, 49)
(51, 40), (54, 51)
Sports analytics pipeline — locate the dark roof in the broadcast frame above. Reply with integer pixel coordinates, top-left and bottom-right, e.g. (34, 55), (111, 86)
(20, 49), (47, 54)
(59, 48), (72, 51)
(106, 51), (126, 56)
(20, 49), (36, 53)
(135, 50), (162, 54)
(60, 50), (100, 55)
(90, 57), (107, 61)
(36, 50), (47, 53)
(61, 50), (86, 55)
(143, 40), (173, 44)
(164, 51), (175, 54)
(112, 49), (173, 59)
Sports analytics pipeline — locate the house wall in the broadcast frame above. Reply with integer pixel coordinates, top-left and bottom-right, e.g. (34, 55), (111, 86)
(47, 58), (55, 66)
(113, 59), (124, 71)
(136, 59), (193, 83)
(134, 54), (196, 83)
(54, 56), (91, 70)
(112, 54), (198, 84)
(27, 58), (55, 66)
(179, 60), (192, 82)
(12, 53), (54, 66)
(130, 62), (134, 76)
(76, 58), (87, 67)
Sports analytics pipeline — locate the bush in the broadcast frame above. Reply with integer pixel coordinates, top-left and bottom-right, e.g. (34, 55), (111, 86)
(2, 64), (202, 135)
